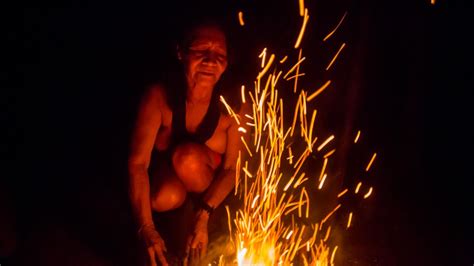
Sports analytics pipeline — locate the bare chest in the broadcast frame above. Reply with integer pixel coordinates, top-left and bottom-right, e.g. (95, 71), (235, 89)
(154, 107), (230, 154)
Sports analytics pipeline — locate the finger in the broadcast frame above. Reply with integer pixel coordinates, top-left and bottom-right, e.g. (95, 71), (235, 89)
(191, 247), (198, 262)
(187, 251), (194, 266)
(147, 247), (157, 266)
(200, 242), (207, 258)
(196, 246), (201, 262)
(160, 239), (168, 253)
(185, 237), (192, 255)
(154, 246), (168, 266)
(191, 236), (200, 249)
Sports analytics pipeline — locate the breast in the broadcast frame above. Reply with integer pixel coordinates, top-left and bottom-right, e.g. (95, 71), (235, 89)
(154, 112), (230, 154)
(204, 115), (230, 154)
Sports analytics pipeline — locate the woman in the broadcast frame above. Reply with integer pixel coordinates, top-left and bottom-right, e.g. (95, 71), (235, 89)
(128, 19), (247, 266)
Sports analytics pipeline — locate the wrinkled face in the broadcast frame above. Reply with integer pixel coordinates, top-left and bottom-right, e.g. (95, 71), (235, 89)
(180, 25), (228, 89)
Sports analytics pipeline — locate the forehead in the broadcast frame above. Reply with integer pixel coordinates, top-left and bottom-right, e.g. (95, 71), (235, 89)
(187, 26), (227, 48)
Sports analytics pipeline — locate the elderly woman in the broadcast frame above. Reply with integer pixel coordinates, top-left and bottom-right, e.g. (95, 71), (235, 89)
(128, 19), (247, 266)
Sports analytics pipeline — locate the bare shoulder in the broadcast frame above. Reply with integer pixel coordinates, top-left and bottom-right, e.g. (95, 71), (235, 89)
(137, 83), (172, 112)
(145, 83), (167, 104)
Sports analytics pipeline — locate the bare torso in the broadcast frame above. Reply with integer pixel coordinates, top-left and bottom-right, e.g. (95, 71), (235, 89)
(153, 85), (232, 155)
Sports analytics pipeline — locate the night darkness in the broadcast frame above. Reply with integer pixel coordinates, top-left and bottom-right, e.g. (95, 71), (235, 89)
(4, 0), (473, 265)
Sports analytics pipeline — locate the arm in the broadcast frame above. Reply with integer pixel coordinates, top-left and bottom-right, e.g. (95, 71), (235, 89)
(128, 85), (168, 265)
(128, 86), (162, 228)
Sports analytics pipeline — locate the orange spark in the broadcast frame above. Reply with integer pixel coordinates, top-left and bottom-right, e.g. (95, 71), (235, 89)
(238, 11), (245, 26)
(318, 174), (327, 190)
(363, 187), (373, 199)
(324, 149), (336, 158)
(298, 0), (305, 17)
(330, 246), (338, 264)
(321, 204), (341, 225)
(307, 80), (331, 102)
(283, 53), (305, 79)
(317, 135), (335, 152)
(241, 136), (253, 157)
(285, 73), (306, 81)
(346, 212), (353, 228)
(251, 195), (260, 208)
(235, 151), (241, 195)
(323, 226), (331, 242)
(242, 166), (253, 178)
(365, 152), (377, 172)
(257, 54), (275, 80)
(287, 147), (294, 164)
(354, 130), (361, 143)
(319, 158), (328, 181)
(326, 42), (346, 70)
(259, 48), (267, 68)
(293, 50), (304, 94)
(337, 188), (348, 198)
(284, 176), (295, 191)
(294, 8), (309, 49)
(220, 96), (241, 125)
(323, 11), (348, 41)
(293, 173), (307, 188)
(355, 181), (362, 194)
(308, 109), (317, 150)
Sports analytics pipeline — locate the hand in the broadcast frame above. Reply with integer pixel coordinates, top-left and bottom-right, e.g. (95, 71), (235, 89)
(185, 210), (209, 264)
(139, 224), (169, 266)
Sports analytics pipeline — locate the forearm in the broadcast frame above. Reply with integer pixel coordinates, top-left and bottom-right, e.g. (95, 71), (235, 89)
(202, 168), (236, 209)
(129, 167), (154, 228)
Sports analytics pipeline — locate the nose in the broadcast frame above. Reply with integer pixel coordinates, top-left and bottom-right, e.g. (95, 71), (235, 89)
(202, 51), (219, 65)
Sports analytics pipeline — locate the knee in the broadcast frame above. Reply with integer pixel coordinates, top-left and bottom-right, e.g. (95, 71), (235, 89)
(172, 143), (206, 177)
(172, 142), (202, 168)
(172, 143), (213, 192)
(151, 179), (187, 212)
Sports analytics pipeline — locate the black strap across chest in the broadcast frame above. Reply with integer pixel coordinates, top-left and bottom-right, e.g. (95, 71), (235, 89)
(171, 91), (221, 145)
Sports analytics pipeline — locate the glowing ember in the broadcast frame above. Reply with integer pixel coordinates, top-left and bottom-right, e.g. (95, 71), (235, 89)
(365, 153), (377, 172)
(238, 11), (245, 26)
(323, 11), (348, 42)
(354, 130), (361, 143)
(325, 43), (346, 71)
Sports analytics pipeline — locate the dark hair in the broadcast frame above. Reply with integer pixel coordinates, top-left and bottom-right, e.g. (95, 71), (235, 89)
(178, 18), (226, 47)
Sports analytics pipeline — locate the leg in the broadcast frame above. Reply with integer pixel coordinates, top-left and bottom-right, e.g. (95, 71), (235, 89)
(171, 142), (222, 193)
(150, 161), (187, 212)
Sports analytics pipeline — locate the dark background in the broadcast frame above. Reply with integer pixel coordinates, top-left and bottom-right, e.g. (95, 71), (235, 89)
(4, 0), (473, 265)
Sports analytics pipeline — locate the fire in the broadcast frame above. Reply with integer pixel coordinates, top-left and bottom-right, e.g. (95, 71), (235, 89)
(220, 44), (339, 264)
(214, 1), (377, 265)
